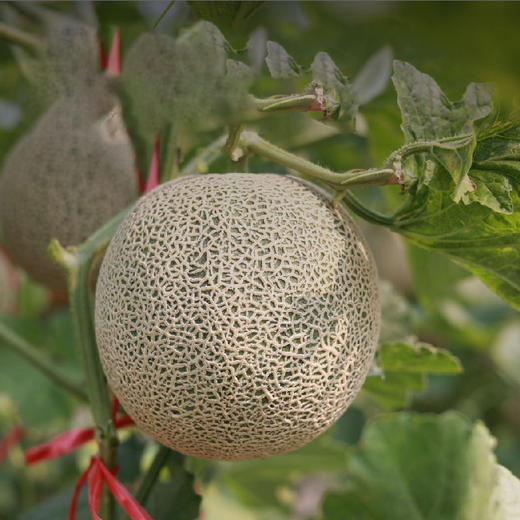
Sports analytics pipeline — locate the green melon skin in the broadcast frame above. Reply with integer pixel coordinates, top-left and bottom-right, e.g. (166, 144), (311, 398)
(0, 90), (138, 293)
(95, 173), (380, 461)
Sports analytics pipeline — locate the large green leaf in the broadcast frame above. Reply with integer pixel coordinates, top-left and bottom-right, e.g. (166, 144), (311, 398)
(322, 412), (520, 520)
(219, 435), (347, 510)
(393, 61), (492, 143)
(389, 62), (520, 310)
(120, 22), (252, 171)
(392, 60), (492, 201)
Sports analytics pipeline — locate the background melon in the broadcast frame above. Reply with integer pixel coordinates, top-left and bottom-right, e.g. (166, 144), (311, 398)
(0, 81), (138, 293)
(95, 173), (380, 461)
(0, 248), (18, 314)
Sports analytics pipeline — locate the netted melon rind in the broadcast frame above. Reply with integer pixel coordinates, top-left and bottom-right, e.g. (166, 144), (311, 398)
(0, 100), (138, 292)
(95, 173), (380, 460)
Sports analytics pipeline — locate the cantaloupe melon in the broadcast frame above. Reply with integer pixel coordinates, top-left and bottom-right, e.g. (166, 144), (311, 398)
(0, 82), (138, 293)
(95, 173), (380, 460)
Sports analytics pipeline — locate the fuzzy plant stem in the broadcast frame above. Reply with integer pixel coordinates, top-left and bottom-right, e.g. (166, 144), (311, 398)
(0, 22), (40, 51)
(239, 130), (397, 189)
(340, 192), (395, 227)
(0, 322), (88, 401)
(48, 207), (130, 520)
(383, 133), (474, 167)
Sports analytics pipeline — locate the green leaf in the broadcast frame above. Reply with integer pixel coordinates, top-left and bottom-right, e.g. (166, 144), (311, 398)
(392, 126), (520, 310)
(378, 341), (463, 374)
(392, 60), (492, 143)
(247, 27), (267, 72)
(362, 372), (425, 409)
(146, 453), (201, 520)
(310, 51), (353, 119)
(310, 52), (347, 89)
(407, 245), (471, 312)
(352, 46), (393, 106)
(321, 412), (520, 520)
(392, 60), (492, 201)
(265, 41), (301, 78)
(463, 168), (513, 214)
(120, 22), (252, 171)
(391, 65), (520, 310)
(219, 435), (347, 510)
(362, 339), (462, 408)
(12, 12), (99, 105)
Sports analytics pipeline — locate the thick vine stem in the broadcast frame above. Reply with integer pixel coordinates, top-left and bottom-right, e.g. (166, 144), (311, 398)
(239, 130), (397, 189)
(383, 133), (474, 168)
(223, 124), (243, 160)
(0, 322), (88, 401)
(340, 191), (396, 227)
(49, 208), (130, 520)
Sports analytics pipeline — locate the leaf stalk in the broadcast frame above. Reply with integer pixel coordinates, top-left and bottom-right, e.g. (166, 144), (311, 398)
(0, 22), (41, 52)
(239, 130), (397, 189)
(0, 321), (88, 401)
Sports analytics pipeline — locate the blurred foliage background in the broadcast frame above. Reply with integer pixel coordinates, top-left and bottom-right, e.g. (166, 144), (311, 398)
(0, 2), (520, 519)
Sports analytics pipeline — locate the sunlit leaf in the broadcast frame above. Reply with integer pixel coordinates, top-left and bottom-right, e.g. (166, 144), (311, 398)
(378, 341), (462, 374)
(362, 339), (462, 409)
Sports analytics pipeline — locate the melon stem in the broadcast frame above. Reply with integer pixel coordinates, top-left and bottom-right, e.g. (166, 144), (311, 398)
(49, 207), (131, 520)
(239, 130), (397, 188)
